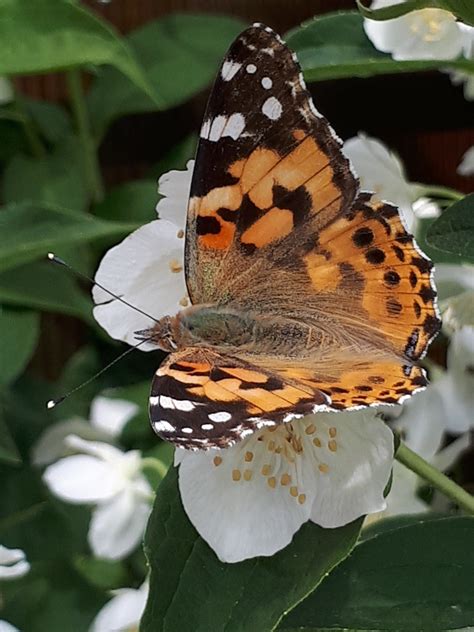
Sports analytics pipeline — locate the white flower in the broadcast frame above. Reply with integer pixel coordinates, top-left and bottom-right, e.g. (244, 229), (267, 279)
(43, 436), (152, 560)
(176, 410), (394, 563)
(381, 385), (471, 516)
(343, 133), (422, 229)
(0, 545), (29, 580)
(0, 77), (14, 105)
(90, 581), (148, 632)
(364, 0), (464, 61)
(33, 396), (139, 466)
(434, 326), (474, 433)
(458, 146), (474, 176)
(93, 162), (193, 350)
(0, 622), (20, 632)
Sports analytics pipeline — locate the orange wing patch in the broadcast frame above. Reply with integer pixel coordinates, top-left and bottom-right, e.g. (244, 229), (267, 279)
(277, 359), (427, 410)
(306, 196), (440, 361)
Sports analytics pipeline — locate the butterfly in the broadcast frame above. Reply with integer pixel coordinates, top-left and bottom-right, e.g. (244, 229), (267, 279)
(145, 23), (440, 451)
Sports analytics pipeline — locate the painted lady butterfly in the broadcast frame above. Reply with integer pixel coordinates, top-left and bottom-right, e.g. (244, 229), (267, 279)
(144, 24), (440, 450)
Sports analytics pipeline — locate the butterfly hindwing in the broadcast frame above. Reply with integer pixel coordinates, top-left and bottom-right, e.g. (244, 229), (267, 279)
(149, 348), (329, 450)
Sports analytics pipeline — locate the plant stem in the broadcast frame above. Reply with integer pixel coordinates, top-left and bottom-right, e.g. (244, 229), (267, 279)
(141, 457), (169, 480)
(66, 70), (104, 204)
(415, 183), (464, 202)
(396, 441), (474, 515)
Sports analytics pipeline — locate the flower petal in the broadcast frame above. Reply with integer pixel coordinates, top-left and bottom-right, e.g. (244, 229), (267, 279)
(0, 546), (30, 580)
(88, 490), (151, 560)
(32, 419), (108, 466)
(384, 462), (429, 516)
(343, 133), (418, 228)
(395, 387), (445, 460)
(0, 621), (20, 632)
(156, 160), (194, 229)
(179, 412), (393, 563)
(458, 146), (474, 176)
(43, 454), (123, 503)
(308, 411), (394, 527)
(93, 220), (187, 349)
(90, 396), (139, 437)
(90, 581), (149, 632)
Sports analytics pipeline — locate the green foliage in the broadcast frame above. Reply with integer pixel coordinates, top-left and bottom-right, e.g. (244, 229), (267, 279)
(0, 307), (39, 386)
(279, 516), (474, 631)
(88, 13), (245, 135)
(141, 466), (363, 632)
(426, 194), (474, 263)
(356, 0), (474, 26)
(0, 0), (159, 103)
(0, 202), (139, 271)
(286, 12), (473, 81)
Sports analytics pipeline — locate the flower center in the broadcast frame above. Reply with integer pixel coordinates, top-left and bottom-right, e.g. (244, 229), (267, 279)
(409, 9), (454, 43)
(213, 418), (340, 505)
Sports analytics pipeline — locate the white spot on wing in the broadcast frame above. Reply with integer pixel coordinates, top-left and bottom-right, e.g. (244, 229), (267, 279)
(208, 115), (227, 142)
(223, 112), (246, 140)
(262, 96), (282, 120)
(201, 423), (214, 431)
(159, 395), (175, 409)
(261, 77), (272, 89)
(209, 411), (232, 423)
(221, 60), (241, 82)
(154, 420), (175, 433)
(246, 63), (257, 74)
(149, 396), (159, 406)
(182, 427), (193, 434)
(200, 119), (210, 139)
(174, 399), (195, 411)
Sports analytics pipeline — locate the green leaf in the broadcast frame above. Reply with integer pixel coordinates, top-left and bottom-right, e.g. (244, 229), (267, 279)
(426, 194), (474, 263)
(286, 12), (473, 82)
(141, 466), (363, 632)
(0, 261), (93, 323)
(25, 99), (72, 145)
(3, 135), (88, 213)
(356, 0), (474, 26)
(0, 403), (21, 465)
(74, 555), (128, 590)
(93, 179), (157, 223)
(0, 307), (39, 385)
(0, 201), (139, 272)
(0, 0), (159, 105)
(279, 516), (474, 632)
(88, 13), (245, 135)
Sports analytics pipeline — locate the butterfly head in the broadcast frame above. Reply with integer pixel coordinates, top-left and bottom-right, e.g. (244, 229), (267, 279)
(135, 315), (179, 352)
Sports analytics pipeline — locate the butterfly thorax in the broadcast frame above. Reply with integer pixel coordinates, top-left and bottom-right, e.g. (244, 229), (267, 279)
(146, 305), (327, 358)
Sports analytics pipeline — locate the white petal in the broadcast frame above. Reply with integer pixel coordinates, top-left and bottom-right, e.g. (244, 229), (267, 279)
(32, 419), (108, 466)
(458, 146), (474, 176)
(343, 133), (418, 228)
(43, 454), (124, 503)
(0, 77), (14, 105)
(90, 396), (139, 437)
(434, 432), (471, 472)
(88, 489), (151, 560)
(90, 581), (149, 632)
(365, 4), (463, 61)
(395, 387), (445, 460)
(0, 546), (30, 580)
(308, 411), (393, 528)
(92, 220), (187, 350)
(179, 412), (393, 563)
(0, 621), (20, 632)
(435, 264), (474, 300)
(156, 160), (194, 229)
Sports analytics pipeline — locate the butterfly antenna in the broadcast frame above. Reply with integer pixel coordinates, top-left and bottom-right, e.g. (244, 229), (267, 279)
(47, 253), (159, 324)
(46, 338), (150, 410)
